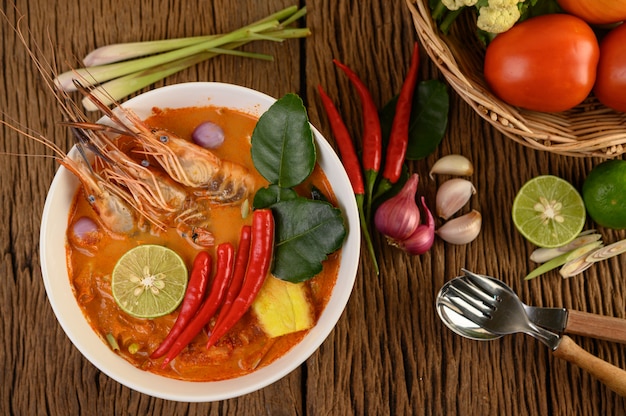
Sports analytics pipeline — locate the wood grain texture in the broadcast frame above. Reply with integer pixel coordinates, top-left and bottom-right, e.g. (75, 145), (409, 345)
(1, 0), (625, 414)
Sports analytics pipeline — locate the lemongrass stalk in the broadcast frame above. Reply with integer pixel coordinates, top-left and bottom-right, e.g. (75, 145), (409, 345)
(83, 35), (218, 66)
(82, 46), (243, 111)
(529, 232), (602, 263)
(559, 254), (595, 278)
(55, 20), (280, 91)
(585, 238), (626, 263)
(524, 241), (603, 280)
(82, 5), (302, 67)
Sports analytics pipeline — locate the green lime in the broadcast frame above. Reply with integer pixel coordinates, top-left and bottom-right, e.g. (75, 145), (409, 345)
(512, 175), (586, 248)
(582, 159), (626, 230)
(112, 245), (188, 319)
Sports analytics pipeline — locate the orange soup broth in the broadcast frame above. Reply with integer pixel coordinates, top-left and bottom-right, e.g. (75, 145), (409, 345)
(66, 105), (341, 381)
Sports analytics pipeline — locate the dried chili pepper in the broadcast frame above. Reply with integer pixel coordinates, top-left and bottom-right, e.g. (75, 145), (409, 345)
(318, 84), (379, 275)
(160, 242), (235, 367)
(382, 42), (420, 185)
(211, 224), (252, 331)
(205, 209), (274, 349)
(150, 251), (212, 359)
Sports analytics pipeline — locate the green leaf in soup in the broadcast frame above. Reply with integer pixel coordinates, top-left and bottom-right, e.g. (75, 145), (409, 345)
(251, 93), (316, 188)
(380, 79), (449, 161)
(253, 185), (298, 209)
(270, 198), (346, 283)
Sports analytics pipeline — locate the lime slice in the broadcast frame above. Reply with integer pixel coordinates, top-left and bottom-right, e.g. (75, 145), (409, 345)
(512, 175), (586, 248)
(112, 245), (188, 319)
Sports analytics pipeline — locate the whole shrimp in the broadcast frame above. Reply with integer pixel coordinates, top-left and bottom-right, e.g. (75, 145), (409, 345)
(75, 84), (255, 205)
(3, 17), (217, 246)
(1, 120), (138, 235)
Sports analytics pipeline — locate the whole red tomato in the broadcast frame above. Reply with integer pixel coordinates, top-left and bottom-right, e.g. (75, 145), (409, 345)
(593, 24), (626, 113)
(484, 14), (599, 113)
(557, 0), (626, 25)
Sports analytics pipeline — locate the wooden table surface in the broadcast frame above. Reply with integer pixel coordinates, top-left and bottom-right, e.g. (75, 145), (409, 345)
(2, 0), (626, 414)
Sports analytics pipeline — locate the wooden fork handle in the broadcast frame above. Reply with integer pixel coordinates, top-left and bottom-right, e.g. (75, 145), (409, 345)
(565, 310), (626, 344)
(553, 335), (626, 397)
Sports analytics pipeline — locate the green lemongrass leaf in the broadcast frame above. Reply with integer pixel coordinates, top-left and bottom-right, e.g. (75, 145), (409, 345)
(83, 35), (218, 66)
(585, 238), (626, 263)
(524, 241), (603, 280)
(279, 6), (307, 26)
(81, 51), (221, 111)
(251, 93), (315, 188)
(529, 232), (602, 263)
(81, 5), (302, 67)
(271, 198), (346, 283)
(82, 39), (271, 110)
(55, 20), (279, 91)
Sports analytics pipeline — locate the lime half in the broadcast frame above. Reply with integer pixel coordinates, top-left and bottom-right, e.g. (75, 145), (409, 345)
(512, 175), (586, 248)
(112, 245), (188, 319)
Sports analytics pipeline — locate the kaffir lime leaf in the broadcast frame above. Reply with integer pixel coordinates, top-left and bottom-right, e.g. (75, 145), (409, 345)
(111, 245), (188, 319)
(512, 175), (586, 248)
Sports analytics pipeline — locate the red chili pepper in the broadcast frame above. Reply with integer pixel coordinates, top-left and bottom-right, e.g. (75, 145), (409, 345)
(160, 242), (235, 367)
(205, 209), (274, 349)
(382, 42), (420, 184)
(318, 84), (379, 275)
(210, 224), (251, 332)
(150, 251), (211, 359)
(332, 59), (382, 176)
(317, 85), (365, 196)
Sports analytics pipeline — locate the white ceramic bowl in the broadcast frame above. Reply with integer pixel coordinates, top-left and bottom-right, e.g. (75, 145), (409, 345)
(40, 82), (360, 402)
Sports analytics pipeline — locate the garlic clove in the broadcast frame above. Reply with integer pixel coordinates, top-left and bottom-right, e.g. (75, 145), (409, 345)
(436, 210), (482, 245)
(435, 178), (476, 220)
(429, 154), (474, 179)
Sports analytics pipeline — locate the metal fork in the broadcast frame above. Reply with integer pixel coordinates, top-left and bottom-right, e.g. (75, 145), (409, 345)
(446, 269), (561, 349)
(443, 269), (626, 397)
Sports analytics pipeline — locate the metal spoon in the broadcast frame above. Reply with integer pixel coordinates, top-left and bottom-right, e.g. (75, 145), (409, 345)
(436, 270), (626, 397)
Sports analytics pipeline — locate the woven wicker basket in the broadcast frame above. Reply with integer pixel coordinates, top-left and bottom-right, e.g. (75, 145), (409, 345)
(406, 0), (626, 158)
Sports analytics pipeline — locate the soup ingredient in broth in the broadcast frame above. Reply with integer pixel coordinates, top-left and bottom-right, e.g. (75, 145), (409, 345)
(150, 251), (212, 359)
(111, 245), (188, 319)
(206, 209), (275, 350)
(161, 242), (235, 366)
(251, 94), (348, 282)
(192, 121), (225, 149)
(212, 225), (252, 331)
(251, 276), (314, 338)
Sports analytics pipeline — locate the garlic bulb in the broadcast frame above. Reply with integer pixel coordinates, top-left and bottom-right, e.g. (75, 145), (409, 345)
(435, 178), (476, 220)
(429, 154), (474, 179)
(436, 210), (482, 245)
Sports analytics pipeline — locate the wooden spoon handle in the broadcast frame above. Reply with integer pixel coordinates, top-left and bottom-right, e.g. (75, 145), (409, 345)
(565, 310), (626, 344)
(553, 335), (626, 397)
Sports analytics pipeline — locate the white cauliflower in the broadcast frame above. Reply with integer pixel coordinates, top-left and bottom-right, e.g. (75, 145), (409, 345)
(441, 0), (479, 11)
(477, 0), (523, 34)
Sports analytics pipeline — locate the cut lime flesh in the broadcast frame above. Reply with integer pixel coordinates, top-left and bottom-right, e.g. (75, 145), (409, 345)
(111, 245), (188, 319)
(512, 175), (586, 249)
